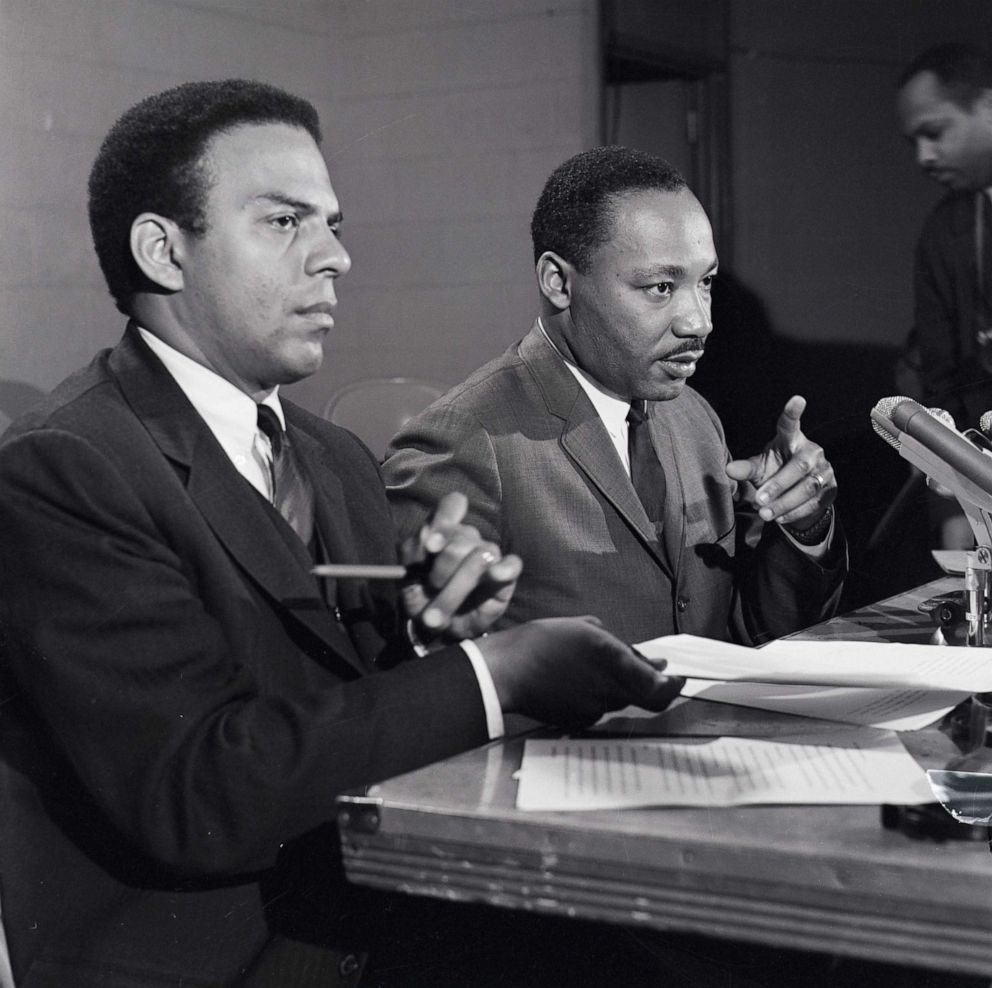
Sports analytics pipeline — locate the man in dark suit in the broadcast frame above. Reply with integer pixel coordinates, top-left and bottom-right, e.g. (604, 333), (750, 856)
(0, 82), (682, 987)
(897, 43), (992, 551)
(385, 147), (846, 646)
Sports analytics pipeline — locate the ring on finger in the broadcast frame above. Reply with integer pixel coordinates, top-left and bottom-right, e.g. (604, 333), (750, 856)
(479, 549), (498, 566)
(810, 472), (825, 493)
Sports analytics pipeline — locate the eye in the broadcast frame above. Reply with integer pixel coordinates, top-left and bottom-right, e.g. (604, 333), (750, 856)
(701, 274), (716, 291)
(644, 282), (674, 298)
(270, 213), (299, 231)
(328, 220), (343, 240)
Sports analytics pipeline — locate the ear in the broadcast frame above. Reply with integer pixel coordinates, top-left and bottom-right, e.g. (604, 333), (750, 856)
(536, 251), (572, 310)
(129, 213), (186, 293)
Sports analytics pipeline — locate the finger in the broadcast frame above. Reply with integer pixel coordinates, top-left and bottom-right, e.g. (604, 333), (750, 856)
(425, 527), (489, 587)
(421, 491), (468, 554)
(420, 543), (513, 630)
(632, 647), (667, 672)
(760, 466), (836, 525)
(641, 675), (686, 712)
(753, 443), (826, 515)
(775, 394), (807, 446)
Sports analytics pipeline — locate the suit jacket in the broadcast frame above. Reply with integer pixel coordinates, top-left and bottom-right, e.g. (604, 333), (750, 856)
(913, 190), (992, 427)
(384, 323), (846, 646)
(0, 327), (488, 987)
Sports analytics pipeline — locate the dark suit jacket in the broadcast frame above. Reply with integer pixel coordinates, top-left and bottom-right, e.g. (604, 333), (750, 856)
(384, 323), (846, 646)
(913, 190), (992, 428)
(0, 327), (489, 987)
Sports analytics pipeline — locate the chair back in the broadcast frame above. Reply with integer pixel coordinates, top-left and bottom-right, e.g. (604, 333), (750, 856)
(323, 377), (446, 461)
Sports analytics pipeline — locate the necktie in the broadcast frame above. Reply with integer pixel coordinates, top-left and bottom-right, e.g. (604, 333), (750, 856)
(627, 399), (666, 534)
(256, 404), (315, 546)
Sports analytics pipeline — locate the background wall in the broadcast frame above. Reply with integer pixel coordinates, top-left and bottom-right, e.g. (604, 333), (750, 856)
(0, 0), (600, 422)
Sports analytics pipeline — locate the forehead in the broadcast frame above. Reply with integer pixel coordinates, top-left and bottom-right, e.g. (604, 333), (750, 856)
(597, 188), (715, 265)
(200, 122), (337, 209)
(898, 71), (967, 130)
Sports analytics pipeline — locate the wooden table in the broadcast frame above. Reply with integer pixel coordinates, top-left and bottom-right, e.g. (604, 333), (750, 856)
(337, 578), (992, 977)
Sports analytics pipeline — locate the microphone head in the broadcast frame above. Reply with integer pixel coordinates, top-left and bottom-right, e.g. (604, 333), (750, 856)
(981, 410), (992, 435)
(927, 407), (956, 429)
(870, 395), (917, 448)
(872, 395), (918, 418)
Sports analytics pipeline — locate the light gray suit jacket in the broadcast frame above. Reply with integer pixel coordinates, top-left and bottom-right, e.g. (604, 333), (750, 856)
(384, 322), (845, 645)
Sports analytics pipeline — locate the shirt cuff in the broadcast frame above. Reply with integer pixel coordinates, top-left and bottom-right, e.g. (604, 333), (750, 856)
(459, 638), (505, 740)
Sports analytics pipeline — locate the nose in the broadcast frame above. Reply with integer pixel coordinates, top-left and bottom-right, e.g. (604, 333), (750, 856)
(916, 138), (937, 170)
(306, 225), (351, 278)
(670, 288), (713, 339)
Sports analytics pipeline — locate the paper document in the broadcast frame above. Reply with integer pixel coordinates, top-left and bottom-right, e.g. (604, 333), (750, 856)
(636, 633), (992, 692)
(515, 731), (932, 812)
(678, 681), (967, 731)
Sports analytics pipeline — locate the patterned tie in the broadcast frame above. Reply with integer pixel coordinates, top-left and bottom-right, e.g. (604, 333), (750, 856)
(256, 404), (314, 546)
(627, 399), (666, 535)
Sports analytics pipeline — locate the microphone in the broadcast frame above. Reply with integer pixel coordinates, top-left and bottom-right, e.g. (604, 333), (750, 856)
(875, 397), (992, 492)
(870, 397), (956, 450)
(871, 396), (992, 547)
(981, 410), (992, 436)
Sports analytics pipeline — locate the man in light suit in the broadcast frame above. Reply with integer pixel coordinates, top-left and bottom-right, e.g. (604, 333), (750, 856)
(0, 84), (682, 987)
(385, 147), (846, 646)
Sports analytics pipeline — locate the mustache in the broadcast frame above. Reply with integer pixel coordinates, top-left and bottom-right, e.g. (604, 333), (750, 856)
(668, 338), (707, 356)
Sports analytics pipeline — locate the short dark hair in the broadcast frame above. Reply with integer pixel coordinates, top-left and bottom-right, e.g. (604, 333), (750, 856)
(898, 43), (992, 109)
(88, 79), (322, 315)
(530, 146), (687, 270)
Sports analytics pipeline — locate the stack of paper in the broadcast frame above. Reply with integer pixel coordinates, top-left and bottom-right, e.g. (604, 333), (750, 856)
(631, 635), (979, 731)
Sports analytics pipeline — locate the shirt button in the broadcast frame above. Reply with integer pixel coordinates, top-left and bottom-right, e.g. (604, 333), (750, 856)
(234, 454), (247, 466)
(676, 596), (689, 612)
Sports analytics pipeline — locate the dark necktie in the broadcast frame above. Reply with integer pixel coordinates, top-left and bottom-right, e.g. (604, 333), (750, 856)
(627, 399), (666, 534)
(256, 404), (315, 546)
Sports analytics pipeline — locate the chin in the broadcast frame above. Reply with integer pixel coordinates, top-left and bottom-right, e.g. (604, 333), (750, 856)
(643, 380), (686, 403)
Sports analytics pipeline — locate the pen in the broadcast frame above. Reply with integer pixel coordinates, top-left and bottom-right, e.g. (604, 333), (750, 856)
(311, 564), (407, 580)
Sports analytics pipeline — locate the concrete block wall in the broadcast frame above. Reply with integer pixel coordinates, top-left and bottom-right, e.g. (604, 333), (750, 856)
(289, 0), (599, 413)
(0, 0), (600, 418)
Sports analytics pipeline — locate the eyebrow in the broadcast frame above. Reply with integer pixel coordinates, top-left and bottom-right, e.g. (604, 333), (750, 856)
(250, 193), (342, 225)
(632, 259), (719, 280)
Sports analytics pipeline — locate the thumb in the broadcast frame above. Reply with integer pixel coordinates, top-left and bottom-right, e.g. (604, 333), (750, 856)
(725, 457), (758, 482)
(776, 394), (807, 445)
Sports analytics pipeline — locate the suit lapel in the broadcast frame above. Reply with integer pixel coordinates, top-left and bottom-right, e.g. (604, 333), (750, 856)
(108, 326), (367, 677)
(518, 325), (673, 577)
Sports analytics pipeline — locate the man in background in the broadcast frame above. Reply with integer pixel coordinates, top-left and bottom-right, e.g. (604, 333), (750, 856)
(897, 43), (992, 548)
(384, 147), (846, 647)
(0, 81), (682, 987)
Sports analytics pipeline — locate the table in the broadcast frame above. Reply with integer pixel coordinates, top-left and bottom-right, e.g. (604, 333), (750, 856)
(336, 578), (992, 977)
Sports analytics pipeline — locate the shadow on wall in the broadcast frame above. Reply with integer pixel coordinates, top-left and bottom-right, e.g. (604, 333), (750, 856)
(0, 380), (47, 434)
(693, 272), (938, 612)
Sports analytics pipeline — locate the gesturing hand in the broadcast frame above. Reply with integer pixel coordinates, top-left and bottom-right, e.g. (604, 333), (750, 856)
(725, 395), (836, 531)
(399, 491), (522, 641)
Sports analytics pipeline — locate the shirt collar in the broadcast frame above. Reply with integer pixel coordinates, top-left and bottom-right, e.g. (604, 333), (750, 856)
(137, 327), (285, 458)
(536, 317), (631, 440)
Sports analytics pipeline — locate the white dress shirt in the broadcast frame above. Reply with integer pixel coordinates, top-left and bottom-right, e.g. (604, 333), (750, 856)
(138, 327), (504, 739)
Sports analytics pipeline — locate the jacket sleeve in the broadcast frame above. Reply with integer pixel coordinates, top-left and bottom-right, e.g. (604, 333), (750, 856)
(0, 427), (488, 879)
(384, 401), (504, 548)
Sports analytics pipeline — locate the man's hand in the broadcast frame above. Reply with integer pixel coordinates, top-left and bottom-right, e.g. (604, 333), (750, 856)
(399, 491), (521, 641)
(725, 395), (836, 530)
(475, 616), (684, 730)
